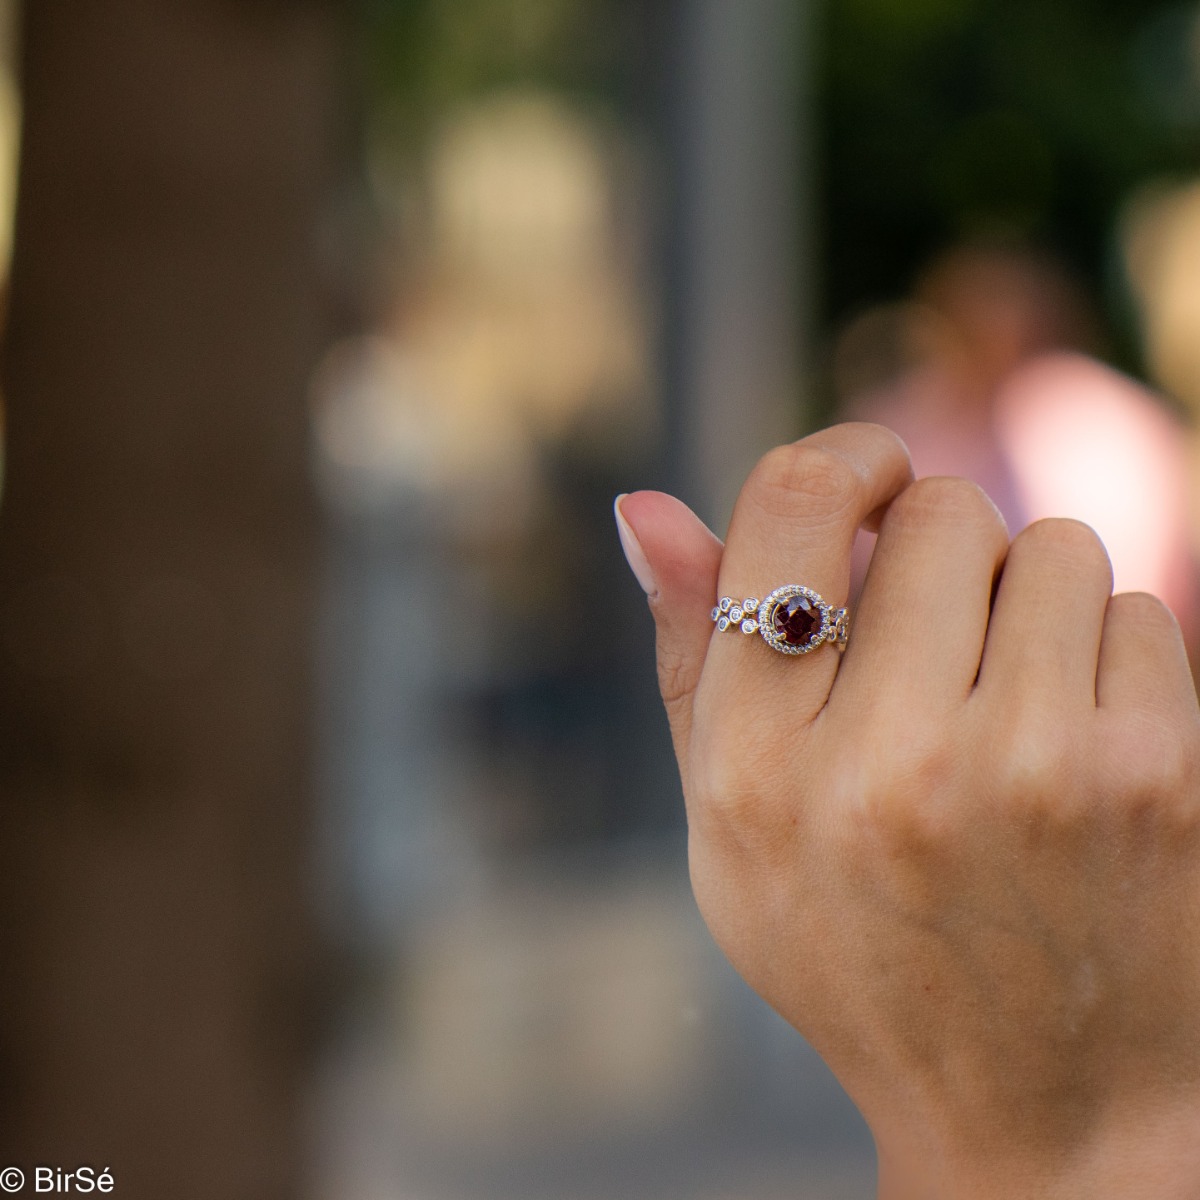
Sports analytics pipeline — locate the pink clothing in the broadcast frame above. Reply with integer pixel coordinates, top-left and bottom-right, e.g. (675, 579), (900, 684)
(995, 353), (1196, 632)
(851, 353), (1198, 638)
(854, 367), (1026, 532)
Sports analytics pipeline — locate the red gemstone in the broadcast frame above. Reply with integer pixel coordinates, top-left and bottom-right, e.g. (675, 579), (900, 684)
(772, 594), (820, 646)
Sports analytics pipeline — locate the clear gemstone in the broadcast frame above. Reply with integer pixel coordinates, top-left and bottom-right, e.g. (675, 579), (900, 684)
(741, 619), (759, 634)
(743, 597), (760, 612)
(711, 607), (721, 622)
(717, 616), (730, 632)
(729, 605), (743, 622)
(772, 594), (820, 647)
(719, 597), (733, 613)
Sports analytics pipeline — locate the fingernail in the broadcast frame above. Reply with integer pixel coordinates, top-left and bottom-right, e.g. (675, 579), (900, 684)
(614, 494), (658, 597)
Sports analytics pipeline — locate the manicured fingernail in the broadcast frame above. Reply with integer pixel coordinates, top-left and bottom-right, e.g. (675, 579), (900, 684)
(614, 494), (658, 597)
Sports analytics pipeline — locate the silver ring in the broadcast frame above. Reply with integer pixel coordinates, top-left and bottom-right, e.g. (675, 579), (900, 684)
(711, 585), (848, 656)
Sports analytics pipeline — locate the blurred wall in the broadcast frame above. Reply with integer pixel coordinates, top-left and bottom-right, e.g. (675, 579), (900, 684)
(667, 0), (809, 526)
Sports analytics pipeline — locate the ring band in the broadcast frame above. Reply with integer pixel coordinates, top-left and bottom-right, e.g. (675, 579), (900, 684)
(711, 585), (849, 656)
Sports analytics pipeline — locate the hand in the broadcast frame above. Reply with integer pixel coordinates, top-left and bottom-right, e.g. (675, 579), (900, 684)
(615, 423), (1200, 1199)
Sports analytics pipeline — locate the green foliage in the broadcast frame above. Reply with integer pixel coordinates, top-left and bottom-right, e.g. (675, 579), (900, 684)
(820, 0), (1200, 329)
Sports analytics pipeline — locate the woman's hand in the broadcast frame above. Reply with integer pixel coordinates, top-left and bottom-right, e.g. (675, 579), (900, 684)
(615, 423), (1200, 1199)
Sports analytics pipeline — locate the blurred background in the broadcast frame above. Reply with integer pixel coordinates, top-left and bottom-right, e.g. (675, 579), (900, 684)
(1, 1), (1200, 1198)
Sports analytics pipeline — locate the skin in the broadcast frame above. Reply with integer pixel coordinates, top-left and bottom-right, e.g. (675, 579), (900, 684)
(615, 423), (1200, 1199)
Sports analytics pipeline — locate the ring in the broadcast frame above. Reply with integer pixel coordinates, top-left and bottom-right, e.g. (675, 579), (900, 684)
(711, 585), (849, 656)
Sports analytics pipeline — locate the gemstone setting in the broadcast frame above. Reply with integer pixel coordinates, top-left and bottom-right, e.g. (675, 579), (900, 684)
(757, 585), (832, 656)
(772, 594), (820, 646)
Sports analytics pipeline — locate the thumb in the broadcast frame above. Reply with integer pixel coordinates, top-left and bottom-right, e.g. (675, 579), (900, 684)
(615, 491), (723, 769)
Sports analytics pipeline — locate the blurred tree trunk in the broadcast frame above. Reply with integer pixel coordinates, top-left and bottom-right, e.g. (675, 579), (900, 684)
(0, 2), (348, 1196)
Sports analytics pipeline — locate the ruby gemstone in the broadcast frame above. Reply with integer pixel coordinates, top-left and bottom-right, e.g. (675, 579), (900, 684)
(772, 595), (820, 647)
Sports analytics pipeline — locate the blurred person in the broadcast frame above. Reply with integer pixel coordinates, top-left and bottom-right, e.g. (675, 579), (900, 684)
(617, 423), (1200, 1199)
(840, 242), (1198, 646)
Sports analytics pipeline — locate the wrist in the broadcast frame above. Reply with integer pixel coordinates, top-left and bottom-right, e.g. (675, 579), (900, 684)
(874, 1093), (1200, 1200)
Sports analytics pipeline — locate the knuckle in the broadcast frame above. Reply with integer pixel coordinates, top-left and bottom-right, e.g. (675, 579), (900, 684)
(690, 722), (765, 826)
(690, 724), (798, 848)
(1101, 713), (1200, 824)
(746, 442), (857, 521)
(854, 792), (940, 862)
(694, 773), (764, 836)
(906, 736), (962, 798)
(840, 737), (959, 858)
(886, 475), (1006, 538)
(1146, 729), (1195, 798)
(832, 743), (961, 923)
(986, 707), (1074, 805)
(1167, 738), (1200, 822)
(1013, 517), (1113, 584)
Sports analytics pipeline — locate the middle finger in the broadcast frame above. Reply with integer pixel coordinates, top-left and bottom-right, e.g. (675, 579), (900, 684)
(828, 476), (1009, 717)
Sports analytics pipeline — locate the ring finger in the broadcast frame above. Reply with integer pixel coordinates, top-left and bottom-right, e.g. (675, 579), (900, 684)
(697, 423), (913, 725)
(975, 518), (1113, 710)
(827, 476), (1009, 720)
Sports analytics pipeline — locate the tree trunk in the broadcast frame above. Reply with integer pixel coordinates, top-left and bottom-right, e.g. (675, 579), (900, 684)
(0, 3), (346, 1196)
